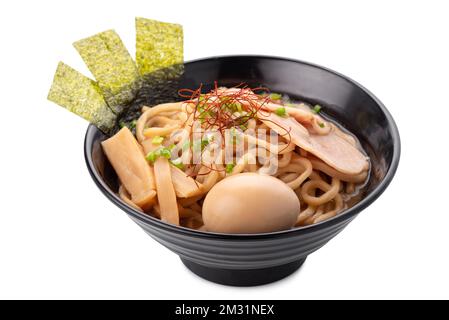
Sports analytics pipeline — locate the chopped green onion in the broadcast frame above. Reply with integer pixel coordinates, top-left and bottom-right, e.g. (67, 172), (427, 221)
(235, 102), (243, 112)
(119, 121), (126, 128)
(151, 136), (164, 145)
(225, 163), (235, 173)
(313, 104), (322, 114)
(130, 120), (137, 129)
(159, 148), (171, 159)
(201, 139), (209, 151)
(198, 109), (212, 123)
(318, 122), (325, 128)
(270, 93), (282, 100)
(228, 102), (242, 113)
(219, 96), (242, 114)
(168, 144), (176, 150)
(145, 151), (157, 163)
(275, 107), (287, 117)
(145, 147), (171, 164)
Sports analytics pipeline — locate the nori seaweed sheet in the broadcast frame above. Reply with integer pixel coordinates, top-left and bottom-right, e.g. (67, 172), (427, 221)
(47, 62), (116, 133)
(73, 30), (141, 114)
(136, 17), (183, 76)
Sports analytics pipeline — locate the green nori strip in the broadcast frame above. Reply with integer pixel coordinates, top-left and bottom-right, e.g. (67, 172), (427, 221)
(47, 62), (116, 133)
(73, 30), (141, 114)
(136, 17), (183, 76)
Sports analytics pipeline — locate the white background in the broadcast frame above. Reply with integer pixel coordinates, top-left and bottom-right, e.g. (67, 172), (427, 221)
(1, 0), (448, 300)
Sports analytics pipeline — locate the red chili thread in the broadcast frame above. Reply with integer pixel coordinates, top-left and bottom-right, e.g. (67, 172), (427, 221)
(177, 83), (293, 178)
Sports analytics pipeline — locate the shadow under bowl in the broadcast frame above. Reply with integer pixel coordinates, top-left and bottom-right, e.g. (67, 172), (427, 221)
(84, 55), (400, 286)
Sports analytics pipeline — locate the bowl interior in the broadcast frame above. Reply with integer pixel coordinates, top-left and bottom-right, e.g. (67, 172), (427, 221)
(88, 56), (400, 232)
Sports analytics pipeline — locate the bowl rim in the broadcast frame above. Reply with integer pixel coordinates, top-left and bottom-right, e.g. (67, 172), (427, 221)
(84, 54), (401, 240)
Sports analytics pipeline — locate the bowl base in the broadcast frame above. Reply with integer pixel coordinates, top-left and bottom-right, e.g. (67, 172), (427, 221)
(181, 257), (306, 286)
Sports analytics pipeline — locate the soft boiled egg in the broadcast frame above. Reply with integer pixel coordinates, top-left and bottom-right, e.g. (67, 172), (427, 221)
(202, 173), (300, 234)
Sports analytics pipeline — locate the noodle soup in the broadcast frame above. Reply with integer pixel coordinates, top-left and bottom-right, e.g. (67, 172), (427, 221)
(101, 84), (370, 234)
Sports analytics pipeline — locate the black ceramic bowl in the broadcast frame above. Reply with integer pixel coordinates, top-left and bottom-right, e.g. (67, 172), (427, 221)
(85, 56), (400, 286)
